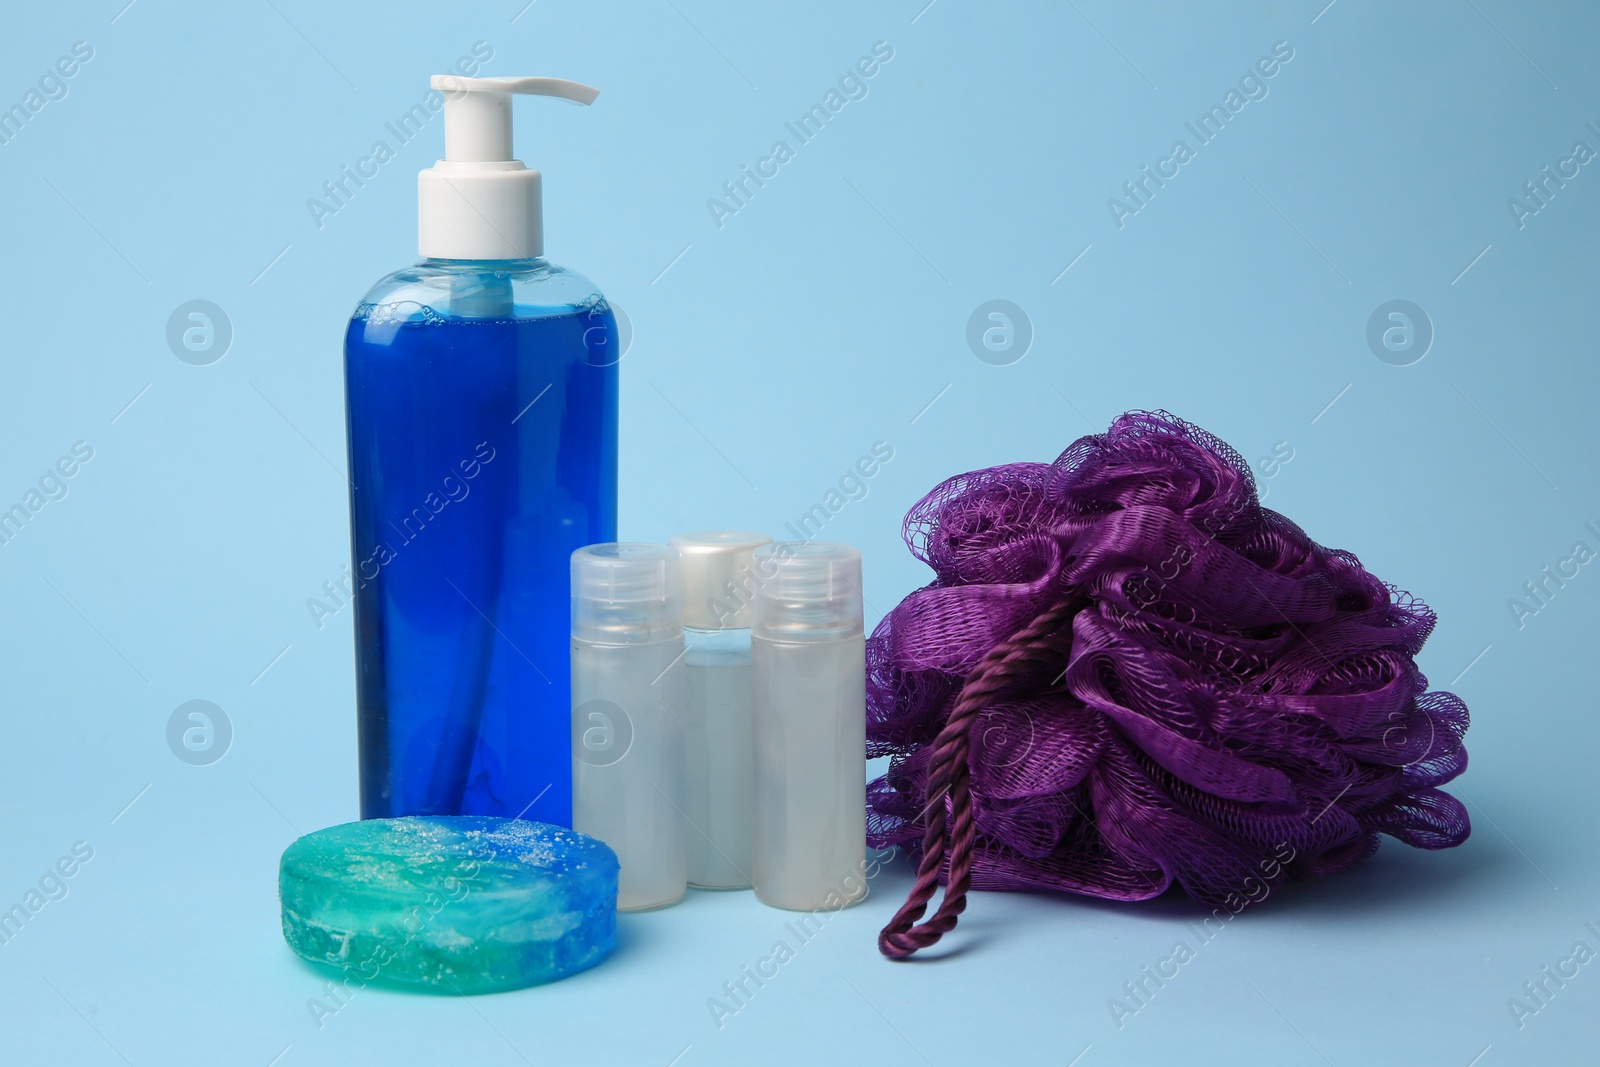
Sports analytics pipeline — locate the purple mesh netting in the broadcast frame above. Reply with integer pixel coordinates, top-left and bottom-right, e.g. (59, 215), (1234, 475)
(867, 411), (1470, 912)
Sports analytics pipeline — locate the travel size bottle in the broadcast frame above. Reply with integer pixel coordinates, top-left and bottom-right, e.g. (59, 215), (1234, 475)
(345, 76), (618, 824)
(571, 543), (688, 911)
(669, 530), (772, 890)
(750, 542), (867, 911)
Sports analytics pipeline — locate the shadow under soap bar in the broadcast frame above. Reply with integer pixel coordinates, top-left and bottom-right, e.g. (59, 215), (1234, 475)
(279, 816), (617, 994)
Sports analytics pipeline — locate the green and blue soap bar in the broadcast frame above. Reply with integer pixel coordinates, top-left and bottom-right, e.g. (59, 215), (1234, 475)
(279, 816), (617, 994)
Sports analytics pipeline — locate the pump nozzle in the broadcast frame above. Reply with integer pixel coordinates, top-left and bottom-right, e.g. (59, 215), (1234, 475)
(430, 76), (599, 162)
(418, 75), (601, 261)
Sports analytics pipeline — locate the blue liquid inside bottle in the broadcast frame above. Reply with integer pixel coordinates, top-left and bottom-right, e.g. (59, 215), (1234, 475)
(344, 258), (618, 825)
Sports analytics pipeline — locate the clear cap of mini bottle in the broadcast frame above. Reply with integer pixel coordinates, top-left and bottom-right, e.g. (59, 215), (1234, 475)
(750, 542), (863, 642)
(571, 543), (682, 644)
(669, 530), (773, 631)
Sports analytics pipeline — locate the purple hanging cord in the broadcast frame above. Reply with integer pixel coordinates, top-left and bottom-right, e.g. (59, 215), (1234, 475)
(872, 412), (1471, 959)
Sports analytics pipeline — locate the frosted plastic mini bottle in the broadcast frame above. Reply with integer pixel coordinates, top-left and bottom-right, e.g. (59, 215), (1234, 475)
(669, 531), (772, 890)
(571, 543), (688, 911)
(345, 76), (617, 824)
(750, 542), (867, 911)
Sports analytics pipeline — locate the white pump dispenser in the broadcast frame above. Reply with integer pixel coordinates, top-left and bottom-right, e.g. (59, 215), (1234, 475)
(418, 76), (599, 261)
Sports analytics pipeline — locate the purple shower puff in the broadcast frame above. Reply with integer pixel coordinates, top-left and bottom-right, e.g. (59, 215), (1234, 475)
(866, 411), (1471, 910)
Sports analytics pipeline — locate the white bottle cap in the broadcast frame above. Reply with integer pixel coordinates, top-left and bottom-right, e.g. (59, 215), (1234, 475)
(750, 542), (863, 641)
(669, 531), (773, 630)
(418, 76), (599, 261)
(572, 543), (682, 644)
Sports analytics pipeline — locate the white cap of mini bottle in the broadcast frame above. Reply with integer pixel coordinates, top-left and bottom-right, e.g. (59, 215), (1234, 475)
(669, 531), (773, 630)
(418, 75), (599, 261)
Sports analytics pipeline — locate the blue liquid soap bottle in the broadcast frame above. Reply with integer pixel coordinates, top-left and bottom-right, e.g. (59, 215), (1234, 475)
(344, 76), (618, 824)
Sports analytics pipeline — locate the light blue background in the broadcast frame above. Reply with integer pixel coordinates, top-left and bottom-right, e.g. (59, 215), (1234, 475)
(1, 1), (1596, 1064)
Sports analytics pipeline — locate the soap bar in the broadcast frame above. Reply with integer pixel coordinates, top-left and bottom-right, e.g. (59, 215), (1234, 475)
(279, 817), (617, 994)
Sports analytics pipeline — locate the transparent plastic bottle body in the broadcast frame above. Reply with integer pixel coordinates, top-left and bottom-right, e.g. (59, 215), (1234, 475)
(752, 634), (867, 910)
(344, 258), (618, 824)
(684, 627), (755, 889)
(571, 637), (688, 910)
